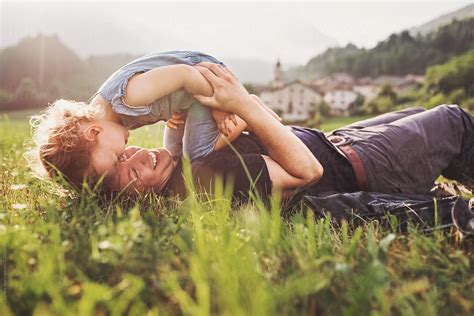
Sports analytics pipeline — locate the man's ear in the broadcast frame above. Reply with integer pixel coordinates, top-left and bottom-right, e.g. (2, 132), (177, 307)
(84, 124), (102, 142)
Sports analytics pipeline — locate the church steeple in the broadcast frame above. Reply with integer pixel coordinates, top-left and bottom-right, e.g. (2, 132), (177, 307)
(275, 60), (282, 81)
(270, 59), (284, 88)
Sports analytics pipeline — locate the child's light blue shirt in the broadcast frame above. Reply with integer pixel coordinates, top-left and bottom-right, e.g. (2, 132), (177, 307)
(96, 51), (225, 160)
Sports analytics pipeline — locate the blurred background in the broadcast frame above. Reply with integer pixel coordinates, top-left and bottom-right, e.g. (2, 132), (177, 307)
(1, 0), (473, 124)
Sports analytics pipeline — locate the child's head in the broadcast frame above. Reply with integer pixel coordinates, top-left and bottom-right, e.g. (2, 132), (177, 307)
(27, 99), (129, 189)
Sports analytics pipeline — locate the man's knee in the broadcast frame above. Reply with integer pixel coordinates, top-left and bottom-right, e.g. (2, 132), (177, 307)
(436, 104), (464, 116)
(409, 106), (426, 112)
(430, 104), (470, 125)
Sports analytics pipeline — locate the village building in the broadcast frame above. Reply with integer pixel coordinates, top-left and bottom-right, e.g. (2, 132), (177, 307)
(372, 75), (423, 91)
(309, 73), (355, 94)
(353, 84), (378, 100)
(322, 85), (359, 114)
(310, 74), (360, 114)
(259, 80), (323, 121)
(257, 60), (425, 120)
(269, 60), (284, 89)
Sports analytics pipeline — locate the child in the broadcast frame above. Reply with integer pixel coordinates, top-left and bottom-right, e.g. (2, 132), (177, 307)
(28, 51), (251, 188)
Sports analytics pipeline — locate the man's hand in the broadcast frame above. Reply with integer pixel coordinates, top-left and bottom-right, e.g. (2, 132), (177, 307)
(193, 62), (254, 115)
(194, 62), (323, 193)
(166, 111), (186, 129)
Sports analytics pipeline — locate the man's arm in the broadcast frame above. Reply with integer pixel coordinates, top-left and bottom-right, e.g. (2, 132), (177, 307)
(123, 65), (213, 107)
(194, 63), (323, 193)
(122, 64), (249, 151)
(212, 95), (282, 151)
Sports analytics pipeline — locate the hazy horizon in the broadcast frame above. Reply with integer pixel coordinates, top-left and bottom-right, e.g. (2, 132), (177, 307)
(1, 1), (471, 65)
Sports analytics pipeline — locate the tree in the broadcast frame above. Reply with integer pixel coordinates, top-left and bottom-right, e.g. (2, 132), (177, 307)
(363, 96), (396, 114)
(348, 94), (365, 115)
(363, 83), (397, 114)
(0, 34), (84, 94)
(14, 77), (38, 101)
(0, 89), (11, 101)
(290, 18), (474, 79)
(425, 49), (474, 97)
(317, 101), (332, 117)
(47, 80), (66, 99)
(378, 83), (397, 102)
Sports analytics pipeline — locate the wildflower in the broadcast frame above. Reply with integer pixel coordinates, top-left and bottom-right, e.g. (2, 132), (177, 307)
(98, 240), (111, 250)
(12, 203), (27, 210)
(10, 184), (27, 190)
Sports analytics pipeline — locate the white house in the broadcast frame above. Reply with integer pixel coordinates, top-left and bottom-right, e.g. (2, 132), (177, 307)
(323, 87), (358, 113)
(259, 80), (323, 121)
(353, 84), (378, 100)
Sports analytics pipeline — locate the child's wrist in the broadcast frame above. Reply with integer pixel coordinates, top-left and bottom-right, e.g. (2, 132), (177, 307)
(186, 66), (213, 96)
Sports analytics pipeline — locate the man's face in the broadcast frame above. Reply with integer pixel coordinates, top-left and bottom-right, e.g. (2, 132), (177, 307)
(106, 146), (176, 195)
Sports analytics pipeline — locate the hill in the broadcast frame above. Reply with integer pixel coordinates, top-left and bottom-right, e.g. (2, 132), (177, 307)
(0, 34), (84, 92)
(286, 17), (474, 80)
(411, 3), (474, 36)
(285, 44), (363, 81)
(0, 34), (280, 110)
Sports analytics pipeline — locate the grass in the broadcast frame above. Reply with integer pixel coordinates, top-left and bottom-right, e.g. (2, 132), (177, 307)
(319, 115), (373, 132)
(0, 110), (473, 315)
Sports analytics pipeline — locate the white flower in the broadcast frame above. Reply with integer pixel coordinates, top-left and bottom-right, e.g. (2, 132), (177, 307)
(12, 203), (27, 210)
(10, 184), (27, 190)
(98, 240), (111, 250)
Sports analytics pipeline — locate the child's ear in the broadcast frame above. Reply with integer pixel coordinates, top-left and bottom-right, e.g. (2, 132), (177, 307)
(84, 124), (102, 142)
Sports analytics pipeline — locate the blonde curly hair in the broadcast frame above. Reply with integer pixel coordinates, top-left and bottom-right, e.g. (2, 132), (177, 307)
(26, 99), (105, 189)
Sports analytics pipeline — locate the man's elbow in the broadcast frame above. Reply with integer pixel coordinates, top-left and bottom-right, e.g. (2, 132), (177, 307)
(302, 163), (324, 185)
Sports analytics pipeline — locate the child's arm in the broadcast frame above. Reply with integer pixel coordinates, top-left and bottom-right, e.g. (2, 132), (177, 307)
(180, 95), (281, 159)
(164, 112), (186, 157)
(123, 65), (213, 107)
(212, 110), (248, 151)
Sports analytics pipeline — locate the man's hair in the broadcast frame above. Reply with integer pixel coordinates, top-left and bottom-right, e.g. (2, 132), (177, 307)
(26, 99), (105, 189)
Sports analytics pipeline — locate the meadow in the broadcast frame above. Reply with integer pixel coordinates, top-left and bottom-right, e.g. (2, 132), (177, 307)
(0, 110), (473, 315)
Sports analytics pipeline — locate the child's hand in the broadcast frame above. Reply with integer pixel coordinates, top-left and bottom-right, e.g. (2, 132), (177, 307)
(213, 109), (237, 136)
(166, 111), (186, 129)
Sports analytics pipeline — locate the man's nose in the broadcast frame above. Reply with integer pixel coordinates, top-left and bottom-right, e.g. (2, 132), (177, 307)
(128, 149), (150, 165)
(124, 146), (141, 157)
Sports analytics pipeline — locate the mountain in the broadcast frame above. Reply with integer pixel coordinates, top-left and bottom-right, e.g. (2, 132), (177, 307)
(284, 44), (363, 81)
(284, 17), (474, 80)
(0, 34), (84, 91)
(0, 34), (290, 111)
(411, 3), (474, 36)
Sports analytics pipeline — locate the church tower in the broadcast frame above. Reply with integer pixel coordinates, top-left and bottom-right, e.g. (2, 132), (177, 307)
(270, 59), (284, 88)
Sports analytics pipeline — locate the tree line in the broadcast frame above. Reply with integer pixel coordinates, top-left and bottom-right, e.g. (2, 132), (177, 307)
(0, 34), (137, 110)
(288, 18), (474, 80)
(1, 17), (473, 111)
(357, 49), (474, 115)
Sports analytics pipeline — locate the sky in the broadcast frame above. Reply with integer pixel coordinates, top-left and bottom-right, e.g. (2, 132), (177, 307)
(1, 0), (471, 65)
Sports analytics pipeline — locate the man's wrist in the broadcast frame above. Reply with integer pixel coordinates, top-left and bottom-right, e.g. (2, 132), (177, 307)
(236, 97), (265, 121)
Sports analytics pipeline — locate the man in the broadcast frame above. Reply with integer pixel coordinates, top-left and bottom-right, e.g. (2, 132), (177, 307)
(105, 63), (473, 204)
